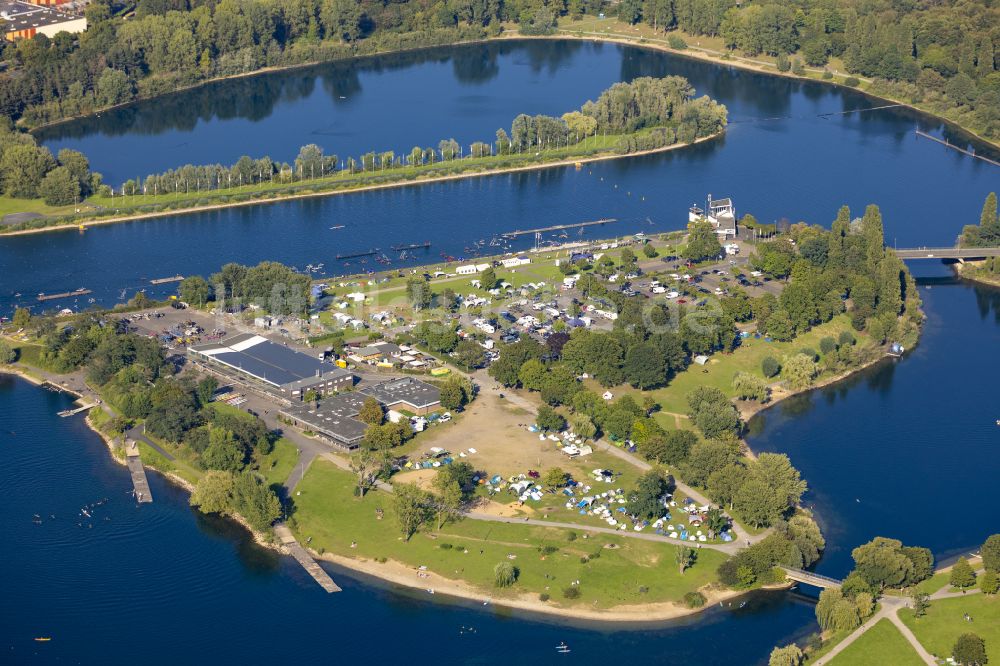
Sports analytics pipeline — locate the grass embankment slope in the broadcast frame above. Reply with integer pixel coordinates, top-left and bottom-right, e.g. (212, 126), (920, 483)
(0, 130), (717, 236)
(291, 459), (726, 613)
(826, 618), (925, 666)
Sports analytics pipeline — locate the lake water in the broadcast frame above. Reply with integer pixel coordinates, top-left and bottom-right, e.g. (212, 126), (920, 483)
(3, 40), (997, 312)
(2, 38), (1000, 663)
(1, 377), (818, 662)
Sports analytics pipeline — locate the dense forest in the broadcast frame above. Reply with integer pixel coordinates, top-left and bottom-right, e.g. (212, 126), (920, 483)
(0, 0), (996, 140)
(616, 0), (1000, 140)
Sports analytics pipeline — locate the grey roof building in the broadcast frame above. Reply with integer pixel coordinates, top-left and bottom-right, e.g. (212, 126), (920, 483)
(188, 333), (354, 400)
(278, 378), (442, 450)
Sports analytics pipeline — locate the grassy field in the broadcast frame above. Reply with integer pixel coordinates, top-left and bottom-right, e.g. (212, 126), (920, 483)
(10, 342), (62, 373)
(827, 618), (925, 666)
(900, 594), (1000, 663)
(0, 194), (77, 219)
(604, 314), (869, 417)
(291, 459), (726, 608)
(256, 436), (299, 489)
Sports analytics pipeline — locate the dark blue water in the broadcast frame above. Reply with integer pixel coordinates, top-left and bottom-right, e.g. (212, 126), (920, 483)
(747, 266), (1000, 575)
(5, 40), (997, 314)
(0, 374), (817, 663)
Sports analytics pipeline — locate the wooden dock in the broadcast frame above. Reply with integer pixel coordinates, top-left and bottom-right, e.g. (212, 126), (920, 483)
(150, 275), (184, 285)
(502, 218), (617, 238)
(274, 524), (341, 592)
(58, 402), (96, 417)
(124, 440), (153, 503)
(37, 288), (91, 302)
(915, 130), (1000, 167)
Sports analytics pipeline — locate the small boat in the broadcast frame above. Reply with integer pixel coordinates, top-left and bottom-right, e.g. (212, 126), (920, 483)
(556, 642), (570, 653)
(34, 637), (51, 642)
(330, 225), (345, 230)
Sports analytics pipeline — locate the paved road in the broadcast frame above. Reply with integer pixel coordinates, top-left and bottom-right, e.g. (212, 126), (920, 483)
(125, 423), (176, 461)
(466, 511), (745, 554)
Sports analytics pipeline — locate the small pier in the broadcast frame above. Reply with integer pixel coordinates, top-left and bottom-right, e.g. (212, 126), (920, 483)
(336, 248), (379, 260)
(274, 524), (341, 592)
(124, 440), (153, 503)
(502, 218), (617, 238)
(150, 275), (184, 285)
(58, 402), (96, 417)
(390, 242), (431, 251)
(37, 288), (91, 302)
(915, 130), (1000, 167)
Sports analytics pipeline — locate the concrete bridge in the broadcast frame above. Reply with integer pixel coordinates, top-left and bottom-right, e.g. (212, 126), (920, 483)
(894, 246), (1000, 260)
(779, 566), (843, 589)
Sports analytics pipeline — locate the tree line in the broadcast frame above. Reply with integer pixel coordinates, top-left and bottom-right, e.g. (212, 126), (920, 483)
(19, 309), (284, 531)
(96, 74), (724, 198)
(613, 0), (1000, 141)
(0, 123), (99, 205)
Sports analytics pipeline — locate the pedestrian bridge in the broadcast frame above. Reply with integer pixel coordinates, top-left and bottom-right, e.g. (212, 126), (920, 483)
(894, 247), (1000, 260)
(779, 566), (843, 589)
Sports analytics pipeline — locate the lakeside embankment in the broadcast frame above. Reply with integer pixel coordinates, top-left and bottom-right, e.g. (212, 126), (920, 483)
(0, 132), (721, 238)
(312, 546), (788, 623)
(25, 25), (1000, 156)
(955, 262), (1000, 289)
(538, 29), (1000, 155)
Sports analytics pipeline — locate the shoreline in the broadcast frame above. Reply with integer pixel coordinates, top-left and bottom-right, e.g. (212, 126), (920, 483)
(309, 546), (786, 623)
(0, 362), (783, 623)
(954, 262), (1000, 289)
(23, 28), (1000, 154)
(736, 351), (894, 425)
(541, 30), (1000, 154)
(0, 132), (721, 238)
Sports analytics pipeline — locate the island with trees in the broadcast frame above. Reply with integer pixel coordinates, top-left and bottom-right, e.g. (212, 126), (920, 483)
(0, 74), (725, 234)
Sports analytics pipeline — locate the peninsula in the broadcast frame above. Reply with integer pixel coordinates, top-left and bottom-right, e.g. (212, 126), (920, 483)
(1, 202), (923, 620)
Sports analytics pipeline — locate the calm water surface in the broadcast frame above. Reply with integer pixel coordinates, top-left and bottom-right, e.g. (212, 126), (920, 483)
(2, 39), (1000, 663)
(0, 375), (816, 663)
(3, 40), (996, 312)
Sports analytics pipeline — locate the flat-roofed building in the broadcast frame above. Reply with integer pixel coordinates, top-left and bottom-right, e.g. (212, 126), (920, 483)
(278, 378), (441, 449)
(278, 393), (370, 449)
(1, 0), (86, 41)
(360, 377), (440, 415)
(188, 333), (354, 401)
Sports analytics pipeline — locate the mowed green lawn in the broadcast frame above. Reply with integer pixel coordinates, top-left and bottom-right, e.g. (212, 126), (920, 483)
(255, 436), (299, 490)
(900, 595), (1000, 663)
(291, 460), (725, 608)
(828, 618), (925, 666)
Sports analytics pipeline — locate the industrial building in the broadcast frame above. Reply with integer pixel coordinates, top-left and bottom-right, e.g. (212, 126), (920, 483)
(278, 378), (442, 450)
(188, 333), (354, 401)
(2, 1), (86, 41)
